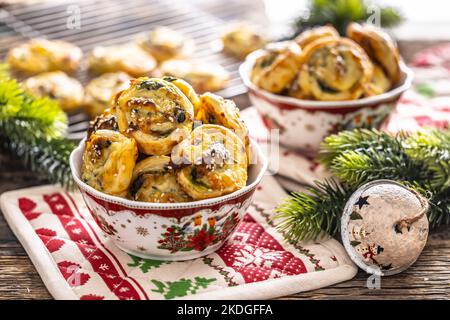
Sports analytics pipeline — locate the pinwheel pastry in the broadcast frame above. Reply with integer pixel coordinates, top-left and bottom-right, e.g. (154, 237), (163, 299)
(250, 41), (302, 94)
(158, 59), (229, 93)
(23, 71), (84, 112)
(7, 38), (82, 74)
(129, 155), (191, 203)
(196, 92), (249, 157)
(365, 64), (392, 96)
(115, 77), (194, 155)
(84, 72), (132, 118)
(81, 129), (138, 197)
(87, 108), (119, 138)
(296, 37), (373, 101)
(172, 124), (248, 200)
(221, 23), (267, 59)
(294, 25), (339, 48)
(161, 76), (201, 113)
(347, 22), (401, 85)
(87, 44), (157, 77)
(137, 27), (194, 62)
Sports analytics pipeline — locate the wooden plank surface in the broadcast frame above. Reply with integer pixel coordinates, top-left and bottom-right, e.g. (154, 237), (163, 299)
(0, 41), (449, 300)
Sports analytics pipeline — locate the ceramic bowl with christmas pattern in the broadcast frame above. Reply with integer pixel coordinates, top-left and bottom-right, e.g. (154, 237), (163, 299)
(70, 138), (268, 261)
(239, 50), (413, 155)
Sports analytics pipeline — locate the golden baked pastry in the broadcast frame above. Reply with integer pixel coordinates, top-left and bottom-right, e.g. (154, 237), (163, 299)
(88, 44), (157, 77)
(196, 92), (249, 157)
(250, 41), (302, 94)
(221, 23), (267, 59)
(159, 59), (229, 93)
(173, 124), (247, 200)
(7, 38), (82, 74)
(365, 64), (392, 96)
(346, 22), (401, 85)
(87, 108), (119, 138)
(297, 37), (373, 101)
(115, 77), (194, 156)
(84, 72), (132, 118)
(81, 129), (138, 197)
(23, 71), (84, 112)
(137, 27), (194, 62)
(129, 155), (191, 203)
(162, 76), (201, 113)
(295, 25), (339, 48)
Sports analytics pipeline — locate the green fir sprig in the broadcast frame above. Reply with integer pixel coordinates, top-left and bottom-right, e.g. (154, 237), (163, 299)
(276, 128), (450, 242)
(0, 64), (75, 189)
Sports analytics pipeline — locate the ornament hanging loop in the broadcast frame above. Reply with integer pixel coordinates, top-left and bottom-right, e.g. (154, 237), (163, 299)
(394, 187), (429, 231)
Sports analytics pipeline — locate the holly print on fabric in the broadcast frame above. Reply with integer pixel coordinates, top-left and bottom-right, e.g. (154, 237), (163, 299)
(151, 277), (216, 299)
(127, 255), (171, 273)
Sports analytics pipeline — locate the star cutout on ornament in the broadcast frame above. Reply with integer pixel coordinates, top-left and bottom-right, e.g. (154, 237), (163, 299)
(355, 195), (370, 210)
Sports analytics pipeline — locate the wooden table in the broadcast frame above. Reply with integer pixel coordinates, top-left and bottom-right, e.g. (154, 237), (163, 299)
(1, 41), (449, 300)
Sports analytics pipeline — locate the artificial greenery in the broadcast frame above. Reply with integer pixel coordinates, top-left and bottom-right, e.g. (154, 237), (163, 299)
(0, 65), (75, 189)
(292, 0), (403, 36)
(276, 129), (450, 242)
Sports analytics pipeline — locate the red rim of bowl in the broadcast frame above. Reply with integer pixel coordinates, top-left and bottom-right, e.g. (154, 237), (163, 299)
(69, 138), (268, 210)
(239, 47), (414, 109)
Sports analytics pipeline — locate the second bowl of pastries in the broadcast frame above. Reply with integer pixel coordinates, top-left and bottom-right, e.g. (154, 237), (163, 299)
(239, 24), (413, 154)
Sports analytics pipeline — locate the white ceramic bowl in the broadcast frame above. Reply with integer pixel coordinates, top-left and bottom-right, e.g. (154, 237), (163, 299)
(70, 138), (268, 261)
(239, 49), (414, 154)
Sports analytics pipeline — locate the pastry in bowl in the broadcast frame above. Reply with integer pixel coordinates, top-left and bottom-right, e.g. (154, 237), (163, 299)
(129, 155), (191, 203)
(7, 38), (82, 74)
(172, 124), (248, 200)
(221, 23), (267, 59)
(158, 59), (229, 93)
(88, 44), (157, 77)
(162, 76), (201, 112)
(250, 41), (302, 94)
(295, 37), (373, 101)
(87, 108), (119, 138)
(84, 72), (132, 118)
(136, 26), (194, 62)
(81, 129), (138, 197)
(294, 25), (339, 48)
(23, 71), (84, 112)
(115, 77), (194, 155)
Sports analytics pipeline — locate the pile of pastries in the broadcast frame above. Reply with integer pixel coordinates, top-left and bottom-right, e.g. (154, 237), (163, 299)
(250, 23), (402, 101)
(6, 27), (230, 117)
(81, 77), (249, 202)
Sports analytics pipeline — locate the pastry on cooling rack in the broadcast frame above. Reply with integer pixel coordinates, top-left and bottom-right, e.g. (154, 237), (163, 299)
(196, 92), (249, 158)
(114, 77), (194, 155)
(294, 37), (373, 101)
(365, 64), (392, 96)
(129, 155), (191, 203)
(136, 26), (194, 62)
(221, 23), (267, 59)
(250, 41), (302, 94)
(347, 22), (401, 85)
(23, 71), (84, 112)
(7, 38), (82, 74)
(84, 72), (132, 118)
(81, 129), (138, 197)
(294, 25), (339, 48)
(172, 124), (248, 200)
(158, 59), (229, 93)
(87, 108), (119, 138)
(87, 44), (157, 77)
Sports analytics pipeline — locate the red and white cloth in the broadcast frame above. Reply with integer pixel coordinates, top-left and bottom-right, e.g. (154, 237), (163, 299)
(1, 45), (449, 300)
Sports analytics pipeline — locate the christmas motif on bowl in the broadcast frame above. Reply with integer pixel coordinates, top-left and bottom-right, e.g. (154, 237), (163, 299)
(70, 139), (268, 261)
(239, 51), (413, 154)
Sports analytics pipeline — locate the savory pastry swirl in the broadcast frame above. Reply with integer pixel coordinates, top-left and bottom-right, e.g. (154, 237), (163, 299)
(115, 77), (194, 156)
(172, 124), (248, 200)
(82, 129), (138, 197)
(347, 22), (401, 85)
(365, 64), (392, 97)
(162, 76), (201, 112)
(88, 45), (157, 77)
(84, 72), (132, 118)
(158, 59), (229, 93)
(196, 92), (249, 158)
(221, 23), (267, 59)
(250, 41), (302, 94)
(87, 108), (119, 138)
(295, 25), (339, 48)
(23, 71), (84, 112)
(129, 155), (191, 203)
(297, 37), (373, 101)
(7, 38), (82, 74)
